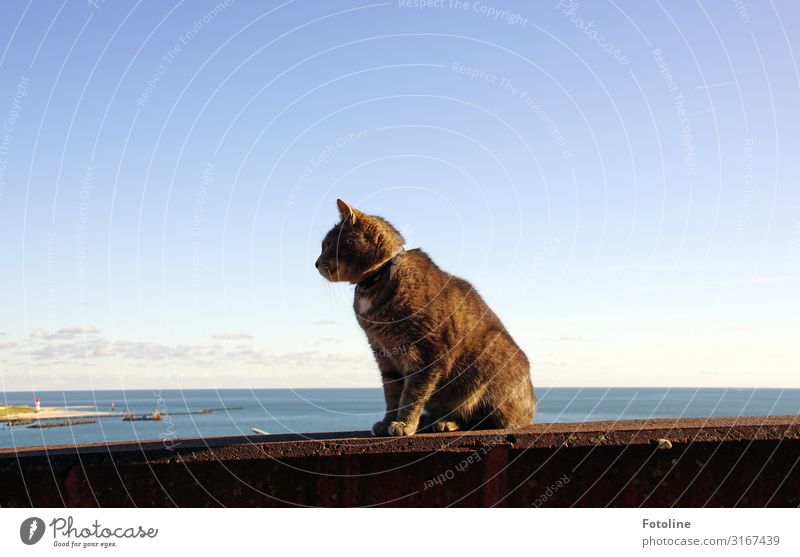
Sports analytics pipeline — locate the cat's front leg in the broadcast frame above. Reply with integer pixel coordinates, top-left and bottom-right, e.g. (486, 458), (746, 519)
(388, 368), (442, 436)
(370, 349), (404, 436)
(372, 373), (404, 436)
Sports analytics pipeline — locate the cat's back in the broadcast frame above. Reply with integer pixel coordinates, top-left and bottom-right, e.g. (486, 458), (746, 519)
(394, 248), (445, 287)
(395, 249), (501, 325)
(394, 248), (466, 301)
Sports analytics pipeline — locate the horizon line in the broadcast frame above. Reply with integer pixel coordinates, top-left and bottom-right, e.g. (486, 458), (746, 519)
(3, 385), (800, 395)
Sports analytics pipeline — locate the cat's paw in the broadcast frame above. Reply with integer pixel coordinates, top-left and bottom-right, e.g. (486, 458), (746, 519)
(388, 420), (417, 436)
(371, 420), (389, 436)
(432, 420), (461, 432)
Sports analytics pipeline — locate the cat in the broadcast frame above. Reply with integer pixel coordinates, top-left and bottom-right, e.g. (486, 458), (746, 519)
(315, 199), (536, 436)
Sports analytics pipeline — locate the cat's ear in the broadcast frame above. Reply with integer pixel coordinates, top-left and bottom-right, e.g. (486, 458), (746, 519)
(336, 198), (360, 224)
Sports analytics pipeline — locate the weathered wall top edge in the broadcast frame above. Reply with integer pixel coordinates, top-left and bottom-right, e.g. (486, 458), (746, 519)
(2, 416), (798, 464)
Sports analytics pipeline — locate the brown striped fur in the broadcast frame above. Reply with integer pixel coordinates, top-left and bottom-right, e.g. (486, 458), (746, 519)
(315, 199), (536, 436)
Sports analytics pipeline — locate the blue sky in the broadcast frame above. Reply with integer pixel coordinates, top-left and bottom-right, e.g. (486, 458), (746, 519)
(0, 0), (798, 390)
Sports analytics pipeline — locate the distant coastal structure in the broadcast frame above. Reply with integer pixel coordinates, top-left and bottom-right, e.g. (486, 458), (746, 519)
(2, 404), (117, 426)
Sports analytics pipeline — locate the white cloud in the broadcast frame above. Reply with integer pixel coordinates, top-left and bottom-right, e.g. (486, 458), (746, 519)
(56, 324), (100, 336)
(16, 330), (367, 371)
(29, 325), (100, 340)
(212, 332), (253, 340)
(315, 337), (340, 345)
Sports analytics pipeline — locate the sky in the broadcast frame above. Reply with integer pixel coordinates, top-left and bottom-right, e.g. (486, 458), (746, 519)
(0, 0), (798, 391)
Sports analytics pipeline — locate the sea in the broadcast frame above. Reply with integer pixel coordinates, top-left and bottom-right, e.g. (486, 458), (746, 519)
(2, 388), (799, 449)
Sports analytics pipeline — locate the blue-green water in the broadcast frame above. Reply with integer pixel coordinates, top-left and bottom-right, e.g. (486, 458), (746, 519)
(2, 388), (799, 449)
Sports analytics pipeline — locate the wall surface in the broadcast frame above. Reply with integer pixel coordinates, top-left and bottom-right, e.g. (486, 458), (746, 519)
(1, 417), (798, 507)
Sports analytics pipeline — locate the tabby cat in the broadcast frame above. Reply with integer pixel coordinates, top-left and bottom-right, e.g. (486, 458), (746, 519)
(315, 199), (536, 436)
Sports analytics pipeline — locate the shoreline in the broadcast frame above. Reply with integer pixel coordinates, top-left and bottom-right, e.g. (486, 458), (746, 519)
(1, 405), (119, 425)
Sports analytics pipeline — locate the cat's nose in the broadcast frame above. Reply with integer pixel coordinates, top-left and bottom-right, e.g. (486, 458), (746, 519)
(315, 256), (322, 268)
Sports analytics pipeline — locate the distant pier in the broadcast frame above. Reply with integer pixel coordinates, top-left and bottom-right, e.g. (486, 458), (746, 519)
(1, 404), (243, 427)
(1, 405), (118, 426)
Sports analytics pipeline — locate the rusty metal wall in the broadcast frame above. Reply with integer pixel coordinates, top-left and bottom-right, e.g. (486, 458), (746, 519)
(1, 417), (798, 507)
